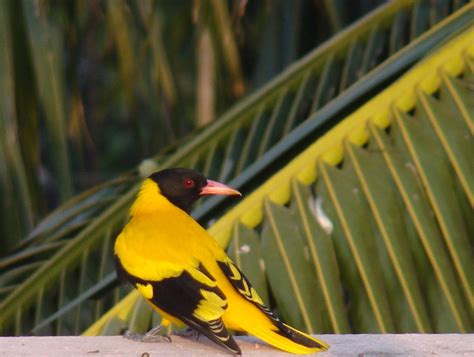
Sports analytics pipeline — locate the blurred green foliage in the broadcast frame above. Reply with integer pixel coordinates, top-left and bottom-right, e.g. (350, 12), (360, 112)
(1, 0), (472, 338)
(0, 0), (384, 254)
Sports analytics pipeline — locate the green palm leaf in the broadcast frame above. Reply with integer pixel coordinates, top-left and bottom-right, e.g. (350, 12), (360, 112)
(84, 27), (473, 335)
(1, 0), (472, 336)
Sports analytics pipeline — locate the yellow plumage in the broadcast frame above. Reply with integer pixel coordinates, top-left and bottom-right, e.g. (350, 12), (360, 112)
(115, 175), (328, 354)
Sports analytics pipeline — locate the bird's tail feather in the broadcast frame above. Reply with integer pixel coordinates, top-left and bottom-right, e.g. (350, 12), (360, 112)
(245, 323), (329, 354)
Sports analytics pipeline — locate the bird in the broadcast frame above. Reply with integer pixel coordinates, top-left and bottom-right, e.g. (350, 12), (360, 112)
(114, 168), (329, 354)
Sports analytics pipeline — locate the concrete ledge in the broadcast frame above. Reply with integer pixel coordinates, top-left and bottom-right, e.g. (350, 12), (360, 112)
(0, 334), (472, 356)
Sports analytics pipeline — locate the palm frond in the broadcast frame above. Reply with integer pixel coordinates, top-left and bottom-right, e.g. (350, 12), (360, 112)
(1, 0), (472, 336)
(85, 28), (473, 335)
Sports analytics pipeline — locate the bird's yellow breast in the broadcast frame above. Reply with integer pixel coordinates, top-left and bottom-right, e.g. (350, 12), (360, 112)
(115, 179), (226, 281)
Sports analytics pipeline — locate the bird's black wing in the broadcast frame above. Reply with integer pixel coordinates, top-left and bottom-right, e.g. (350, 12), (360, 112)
(115, 256), (241, 354)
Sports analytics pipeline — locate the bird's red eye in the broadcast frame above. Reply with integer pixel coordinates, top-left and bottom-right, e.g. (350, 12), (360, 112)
(183, 178), (195, 188)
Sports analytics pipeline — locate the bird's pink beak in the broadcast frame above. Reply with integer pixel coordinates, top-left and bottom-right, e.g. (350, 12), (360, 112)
(200, 180), (241, 196)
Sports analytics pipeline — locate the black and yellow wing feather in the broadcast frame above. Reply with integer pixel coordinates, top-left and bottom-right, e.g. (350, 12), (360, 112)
(218, 258), (326, 350)
(115, 256), (241, 354)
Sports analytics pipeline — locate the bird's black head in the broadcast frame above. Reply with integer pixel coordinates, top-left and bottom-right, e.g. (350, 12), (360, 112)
(149, 168), (241, 213)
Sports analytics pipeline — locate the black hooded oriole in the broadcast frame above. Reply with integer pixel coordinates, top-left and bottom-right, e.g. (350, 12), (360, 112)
(114, 168), (329, 354)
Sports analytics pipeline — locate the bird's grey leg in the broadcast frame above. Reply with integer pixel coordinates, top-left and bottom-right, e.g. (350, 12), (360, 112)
(124, 324), (172, 343)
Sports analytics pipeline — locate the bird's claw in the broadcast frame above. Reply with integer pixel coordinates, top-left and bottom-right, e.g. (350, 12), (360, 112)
(124, 325), (172, 343)
(143, 334), (172, 343)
